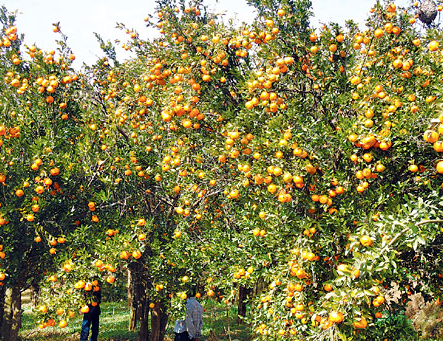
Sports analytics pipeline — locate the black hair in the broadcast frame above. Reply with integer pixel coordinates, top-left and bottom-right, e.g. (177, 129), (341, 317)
(187, 285), (197, 297)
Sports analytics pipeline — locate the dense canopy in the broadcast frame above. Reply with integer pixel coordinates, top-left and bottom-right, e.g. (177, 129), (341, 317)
(0, 0), (443, 340)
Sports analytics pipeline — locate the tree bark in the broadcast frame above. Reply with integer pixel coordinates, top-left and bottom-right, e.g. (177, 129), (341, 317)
(237, 286), (250, 324)
(31, 283), (40, 308)
(138, 299), (150, 341)
(0, 285), (5, 332)
(128, 268), (137, 331)
(0, 285), (22, 341)
(128, 263), (147, 332)
(149, 302), (168, 341)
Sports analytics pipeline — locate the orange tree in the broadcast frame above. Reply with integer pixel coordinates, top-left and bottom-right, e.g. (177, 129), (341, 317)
(30, 0), (443, 341)
(33, 2), (254, 339)
(196, 1), (443, 340)
(0, 6), (91, 340)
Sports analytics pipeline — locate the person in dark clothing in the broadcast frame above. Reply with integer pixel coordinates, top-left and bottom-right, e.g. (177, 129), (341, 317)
(80, 281), (101, 341)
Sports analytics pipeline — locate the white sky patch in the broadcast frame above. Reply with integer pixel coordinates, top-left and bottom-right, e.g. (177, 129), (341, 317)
(1, 0), (413, 67)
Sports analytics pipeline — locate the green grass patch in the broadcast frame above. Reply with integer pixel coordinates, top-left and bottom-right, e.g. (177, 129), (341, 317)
(19, 299), (252, 341)
(164, 299), (252, 341)
(19, 301), (138, 341)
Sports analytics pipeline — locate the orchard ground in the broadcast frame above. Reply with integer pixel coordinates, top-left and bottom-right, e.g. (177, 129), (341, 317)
(19, 291), (251, 341)
(18, 291), (443, 341)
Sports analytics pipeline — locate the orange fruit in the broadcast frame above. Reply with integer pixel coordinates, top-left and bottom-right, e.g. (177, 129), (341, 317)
(329, 311), (344, 323)
(429, 41), (440, 52)
(35, 186), (45, 194)
(80, 305), (90, 314)
(360, 235), (373, 247)
(409, 164), (419, 173)
(374, 28), (384, 38)
(423, 130), (439, 143)
(353, 316), (368, 329)
(324, 284), (333, 291)
(434, 141), (443, 152)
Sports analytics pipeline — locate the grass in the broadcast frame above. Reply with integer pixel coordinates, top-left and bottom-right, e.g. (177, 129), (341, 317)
(19, 296), (251, 341)
(172, 299), (252, 341)
(19, 301), (138, 341)
(19, 296), (443, 341)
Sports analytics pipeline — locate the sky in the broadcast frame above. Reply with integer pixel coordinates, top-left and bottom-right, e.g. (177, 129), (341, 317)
(1, 0), (411, 67)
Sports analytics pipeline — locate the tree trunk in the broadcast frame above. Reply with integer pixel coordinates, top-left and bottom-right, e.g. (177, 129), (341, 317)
(128, 264), (147, 332)
(149, 302), (168, 341)
(31, 284), (40, 308)
(0, 285), (5, 332)
(0, 285), (22, 341)
(128, 268), (137, 331)
(237, 286), (250, 324)
(138, 299), (150, 341)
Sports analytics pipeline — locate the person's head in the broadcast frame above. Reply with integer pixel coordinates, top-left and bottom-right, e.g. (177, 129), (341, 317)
(187, 285), (197, 298)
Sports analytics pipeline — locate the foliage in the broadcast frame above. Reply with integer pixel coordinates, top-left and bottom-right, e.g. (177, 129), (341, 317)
(1, 0), (443, 340)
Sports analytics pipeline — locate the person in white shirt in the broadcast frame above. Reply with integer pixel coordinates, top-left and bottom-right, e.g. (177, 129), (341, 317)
(174, 288), (203, 341)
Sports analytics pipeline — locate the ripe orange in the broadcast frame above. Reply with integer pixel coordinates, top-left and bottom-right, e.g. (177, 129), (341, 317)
(429, 41), (440, 52)
(374, 28), (384, 38)
(436, 161), (443, 174)
(329, 311), (344, 323)
(376, 164), (386, 172)
(309, 33), (317, 42)
(360, 235), (373, 247)
(324, 284), (333, 291)
(423, 130), (439, 143)
(35, 185), (45, 194)
(80, 305), (90, 314)
(434, 141), (443, 152)
(409, 164), (419, 173)
(353, 316), (368, 329)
